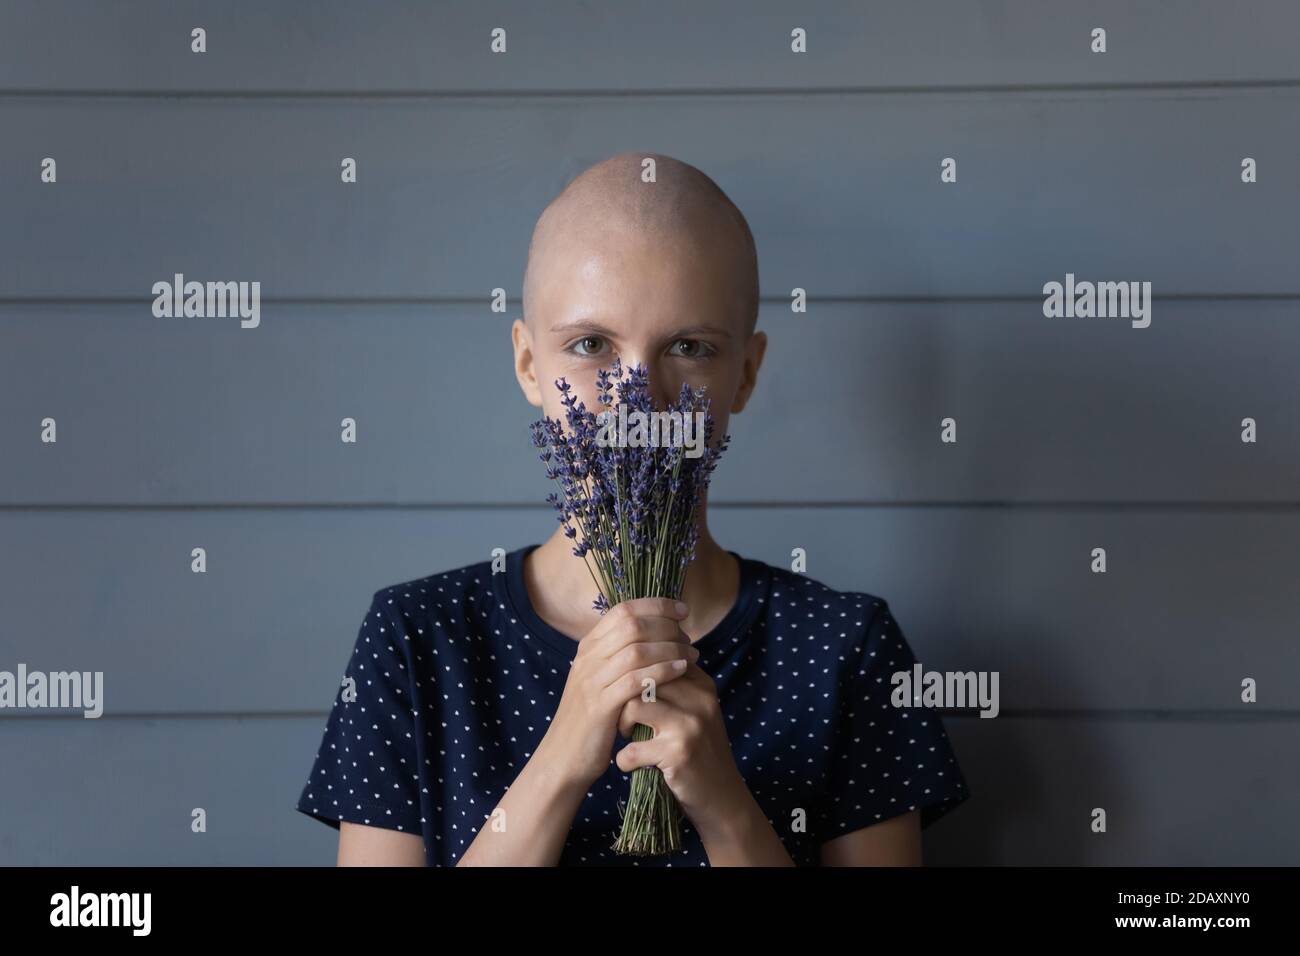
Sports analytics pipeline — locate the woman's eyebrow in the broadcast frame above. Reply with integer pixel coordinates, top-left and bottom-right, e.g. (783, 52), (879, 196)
(548, 319), (619, 337)
(668, 324), (733, 340)
(548, 319), (733, 340)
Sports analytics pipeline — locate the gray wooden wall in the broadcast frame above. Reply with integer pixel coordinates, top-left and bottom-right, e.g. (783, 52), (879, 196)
(1, 0), (1297, 865)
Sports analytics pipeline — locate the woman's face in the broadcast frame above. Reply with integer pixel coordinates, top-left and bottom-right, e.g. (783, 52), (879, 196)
(512, 220), (765, 440)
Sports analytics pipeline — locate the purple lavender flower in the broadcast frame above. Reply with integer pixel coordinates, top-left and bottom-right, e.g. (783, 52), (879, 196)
(529, 359), (728, 608)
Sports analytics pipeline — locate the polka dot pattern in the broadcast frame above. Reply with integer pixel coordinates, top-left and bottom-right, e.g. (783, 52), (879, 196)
(296, 545), (970, 865)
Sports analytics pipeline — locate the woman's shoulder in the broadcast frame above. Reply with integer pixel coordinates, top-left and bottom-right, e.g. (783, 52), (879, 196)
(742, 555), (892, 626)
(363, 553), (504, 630)
(738, 555), (906, 672)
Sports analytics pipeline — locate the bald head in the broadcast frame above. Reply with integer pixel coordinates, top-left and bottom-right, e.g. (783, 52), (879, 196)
(522, 152), (760, 334)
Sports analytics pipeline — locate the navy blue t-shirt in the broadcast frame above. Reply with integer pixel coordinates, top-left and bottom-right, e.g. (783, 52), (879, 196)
(295, 545), (970, 865)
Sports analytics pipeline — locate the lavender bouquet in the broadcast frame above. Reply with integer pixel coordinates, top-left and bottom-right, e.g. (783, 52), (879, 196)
(529, 357), (728, 855)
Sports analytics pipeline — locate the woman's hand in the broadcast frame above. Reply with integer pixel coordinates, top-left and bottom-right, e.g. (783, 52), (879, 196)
(613, 662), (754, 842)
(459, 598), (699, 866)
(539, 597), (700, 790)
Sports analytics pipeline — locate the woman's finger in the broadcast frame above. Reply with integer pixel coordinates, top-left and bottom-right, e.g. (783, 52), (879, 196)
(617, 694), (682, 739)
(641, 663), (712, 709)
(587, 599), (689, 652)
(614, 734), (673, 775)
(595, 640), (699, 690)
(598, 658), (690, 714)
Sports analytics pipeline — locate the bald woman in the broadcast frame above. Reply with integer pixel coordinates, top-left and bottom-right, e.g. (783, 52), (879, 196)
(298, 153), (970, 866)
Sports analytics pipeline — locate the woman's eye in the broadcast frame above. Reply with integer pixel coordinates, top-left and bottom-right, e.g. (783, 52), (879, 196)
(571, 336), (606, 357)
(668, 339), (712, 359)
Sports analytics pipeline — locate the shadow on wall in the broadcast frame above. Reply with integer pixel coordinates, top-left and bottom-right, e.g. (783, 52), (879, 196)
(921, 630), (1117, 866)
(833, 305), (1117, 864)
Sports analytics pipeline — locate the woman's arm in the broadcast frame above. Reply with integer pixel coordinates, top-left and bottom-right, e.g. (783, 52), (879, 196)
(459, 598), (698, 866)
(455, 735), (591, 866)
(334, 768), (924, 866)
(818, 809), (922, 866)
(338, 821), (426, 866)
(613, 665), (797, 866)
(332, 739), (588, 866)
(333, 740), (588, 866)
(693, 787), (797, 866)
(333, 598), (697, 866)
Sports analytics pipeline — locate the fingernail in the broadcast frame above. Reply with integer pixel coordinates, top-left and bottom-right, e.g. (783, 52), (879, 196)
(672, 659), (688, 671)
(674, 601), (689, 616)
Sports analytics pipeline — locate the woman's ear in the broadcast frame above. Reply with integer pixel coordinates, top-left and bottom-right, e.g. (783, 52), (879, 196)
(511, 318), (544, 408)
(730, 330), (767, 414)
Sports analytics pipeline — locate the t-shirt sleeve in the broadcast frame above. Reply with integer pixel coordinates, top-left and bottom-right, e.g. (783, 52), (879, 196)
(295, 590), (424, 836)
(818, 599), (971, 842)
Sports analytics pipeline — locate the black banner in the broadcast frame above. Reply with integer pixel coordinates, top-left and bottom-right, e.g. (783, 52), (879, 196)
(0, 866), (1278, 941)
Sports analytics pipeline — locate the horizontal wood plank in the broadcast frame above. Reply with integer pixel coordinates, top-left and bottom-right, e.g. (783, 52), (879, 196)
(2, 91), (1297, 297)
(2, 301), (1297, 504)
(0, 506), (1293, 713)
(3, 1), (1300, 93)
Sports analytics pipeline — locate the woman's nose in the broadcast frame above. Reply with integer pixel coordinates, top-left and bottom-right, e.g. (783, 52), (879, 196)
(619, 353), (676, 409)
